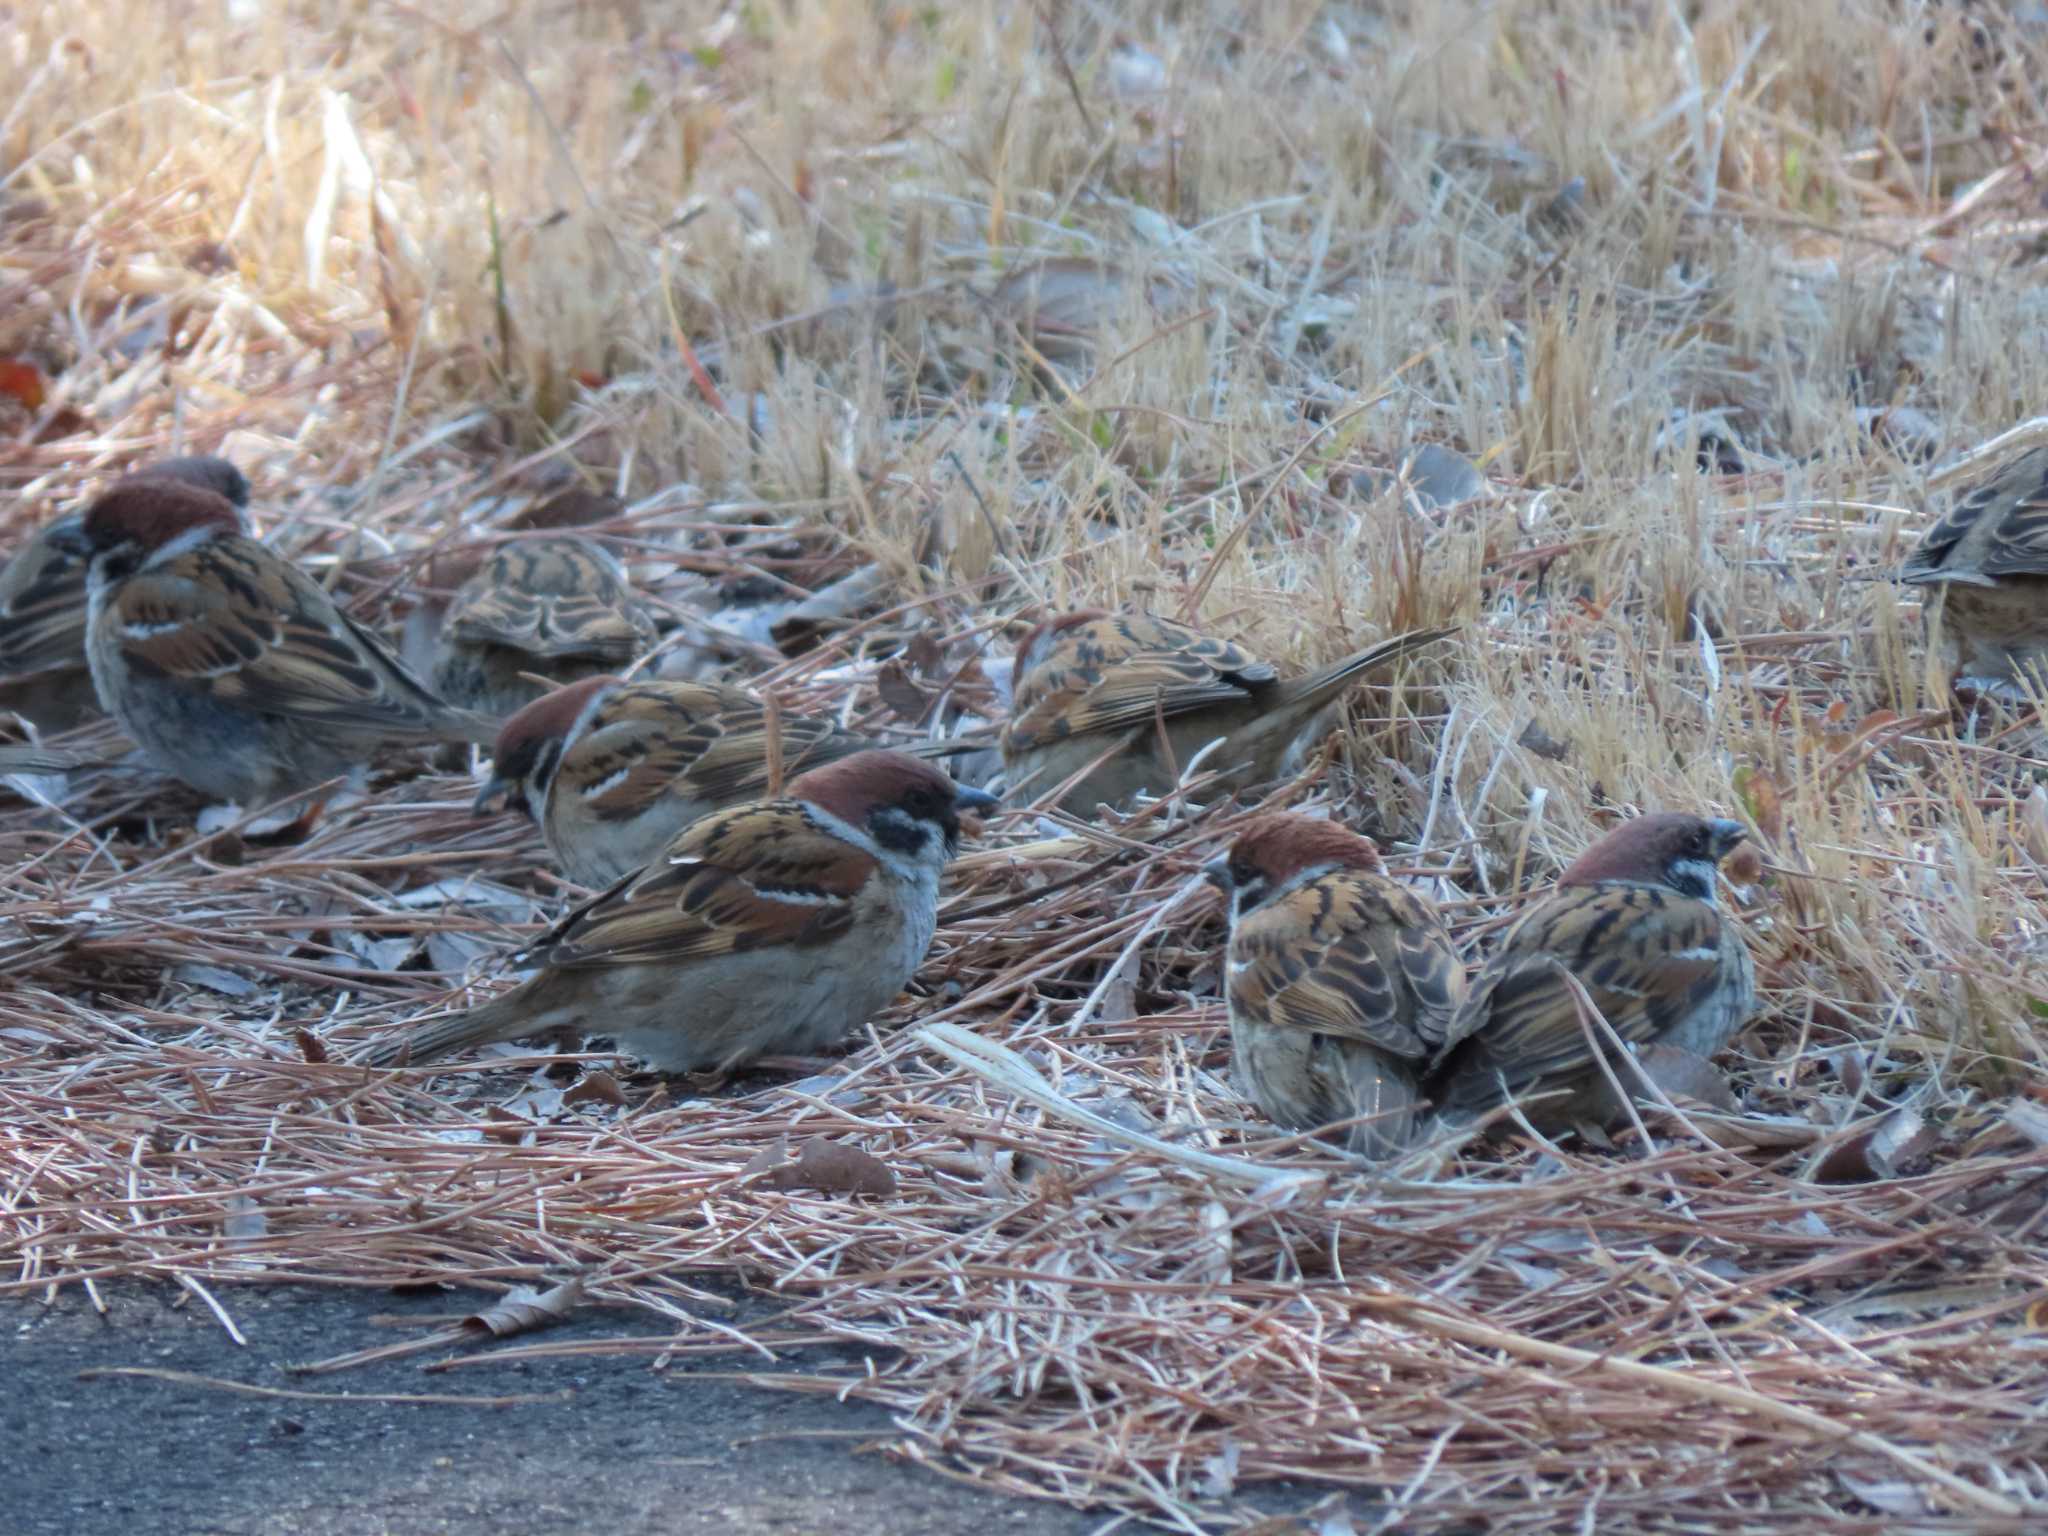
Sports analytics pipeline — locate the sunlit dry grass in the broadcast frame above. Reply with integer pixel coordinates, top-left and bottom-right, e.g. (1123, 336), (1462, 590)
(5, 1), (2048, 1528)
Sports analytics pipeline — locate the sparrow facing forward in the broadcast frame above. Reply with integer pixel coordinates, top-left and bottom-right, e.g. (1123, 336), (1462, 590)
(1001, 611), (1450, 812)
(1901, 444), (2048, 696)
(360, 749), (998, 1072)
(60, 480), (495, 806)
(474, 673), (927, 888)
(1425, 813), (1756, 1133)
(0, 454), (250, 731)
(430, 534), (656, 718)
(1203, 813), (1467, 1158)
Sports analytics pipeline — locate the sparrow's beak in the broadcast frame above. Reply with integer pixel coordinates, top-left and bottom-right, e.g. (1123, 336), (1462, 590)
(1707, 818), (1749, 861)
(472, 773), (519, 819)
(1200, 853), (1232, 891)
(43, 518), (92, 560)
(953, 785), (1001, 815)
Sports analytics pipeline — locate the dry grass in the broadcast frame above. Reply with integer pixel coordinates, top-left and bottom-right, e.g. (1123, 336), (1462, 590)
(6, 0), (2048, 1527)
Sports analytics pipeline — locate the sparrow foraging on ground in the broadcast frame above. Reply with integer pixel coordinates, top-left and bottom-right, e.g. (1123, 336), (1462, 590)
(1901, 444), (2048, 696)
(57, 479), (496, 807)
(0, 454), (250, 731)
(1424, 813), (1756, 1135)
(1001, 611), (1451, 812)
(474, 673), (954, 888)
(1203, 813), (1467, 1158)
(360, 750), (998, 1072)
(430, 534), (656, 718)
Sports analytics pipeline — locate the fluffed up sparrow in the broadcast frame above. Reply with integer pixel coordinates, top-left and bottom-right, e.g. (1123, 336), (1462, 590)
(0, 454), (250, 732)
(1001, 610), (1451, 812)
(1425, 813), (1756, 1134)
(360, 749), (998, 1072)
(58, 478), (496, 806)
(431, 534), (656, 718)
(1901, 444), (2048, 696)
(1203, 812), (1466, 1158)
(474, 672), (956, 889)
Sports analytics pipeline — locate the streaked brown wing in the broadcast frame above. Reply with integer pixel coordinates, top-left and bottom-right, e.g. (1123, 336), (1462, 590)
(1904, 446), (2048, 584)
(1228, 872), (1436, 1061)
(1438, 884), (1728, 1094)
(565, 682), (870, 821)
(1006, 613), (1276, 748)
(562, 683), (747, 823)
(527, 800), (871, 970)
(677, 710), (868, 805)
(1388, 890), (1468, 1050)
(117, 540), (459, 736)
(446, 538), (650, 659)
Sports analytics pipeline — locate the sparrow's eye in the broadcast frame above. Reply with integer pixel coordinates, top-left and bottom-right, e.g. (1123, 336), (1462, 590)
(901, 786), (943, 820)
(1229, 858), (1260, 887)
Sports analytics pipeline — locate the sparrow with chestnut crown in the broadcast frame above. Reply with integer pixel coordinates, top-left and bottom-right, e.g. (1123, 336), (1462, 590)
(56, 479), (495, 806)
(359, 750), (998, 1072)
(0, 454), (250, 732)
(1204, 812), (1467, 1158)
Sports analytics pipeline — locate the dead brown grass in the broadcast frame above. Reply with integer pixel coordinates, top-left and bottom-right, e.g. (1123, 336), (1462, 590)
(5, 0), (2048, 1528)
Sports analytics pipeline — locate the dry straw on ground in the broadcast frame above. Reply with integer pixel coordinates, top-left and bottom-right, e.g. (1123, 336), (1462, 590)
(4, 1), (2048, 1529)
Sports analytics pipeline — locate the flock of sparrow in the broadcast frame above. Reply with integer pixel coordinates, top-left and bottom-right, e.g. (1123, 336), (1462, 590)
(1, 439), (2040, 1159)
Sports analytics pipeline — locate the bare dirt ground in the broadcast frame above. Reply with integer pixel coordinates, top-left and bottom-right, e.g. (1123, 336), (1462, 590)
(13, 1281), (1401, 1534)
(9, 1283), (1111, 1536)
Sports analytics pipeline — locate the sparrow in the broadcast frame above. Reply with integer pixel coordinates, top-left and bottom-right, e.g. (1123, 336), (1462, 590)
(1000, 610), (1451, 811)
(1900, 444), (2048, 695)
(359, 750), (999, 1071)
(430, 534), (656, 718)
(474, 673), (943, 888)
(57, 478), (497, 806)
(0, 454), (250, 731)
(1203, 812), (1466, 1158)
(1424, 813), (1756, 1134)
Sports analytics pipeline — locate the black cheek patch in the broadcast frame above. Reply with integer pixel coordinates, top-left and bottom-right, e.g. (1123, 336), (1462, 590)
(870, 806), (932, 856)
(98, 550), (145, 585)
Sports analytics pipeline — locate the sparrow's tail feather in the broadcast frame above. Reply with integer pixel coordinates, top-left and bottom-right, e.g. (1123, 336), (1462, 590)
(355, 989), (542, 1068)
(1269, 626), (1456, 720)
(0, 744), (96, 775)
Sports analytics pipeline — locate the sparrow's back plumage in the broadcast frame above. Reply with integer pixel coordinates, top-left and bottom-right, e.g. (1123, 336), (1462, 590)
(104, 533), (491, 742)
(0, 512), (93, 680)
(1002, 610), (1451, 809)
(1005, 611), (1280, 748)
(1425, 813), (1755, 1131)
(562, 679), (886, 812)
(1900, 446), (2048, 692)
(442, 536), (651, 660)
(1902, 445), (2048, 586)
(433, 535), (655, 717)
